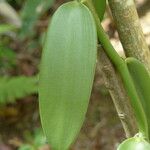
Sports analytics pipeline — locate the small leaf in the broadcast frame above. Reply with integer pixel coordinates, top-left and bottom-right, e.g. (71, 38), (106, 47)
(92, 0), (106, 21)
(18, 144), (34, 150)
(117, 136), (150, 150)
(0, 76), (38, 104)
(39, 1), (97, 150)
(0, 24), (16, 34)
(126, 58), (150, 139)
(20, 0), (54, 39)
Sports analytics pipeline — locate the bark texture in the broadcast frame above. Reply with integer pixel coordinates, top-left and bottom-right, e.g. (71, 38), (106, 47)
(98, 46), (138, 137)
(108, 0), (150, 70)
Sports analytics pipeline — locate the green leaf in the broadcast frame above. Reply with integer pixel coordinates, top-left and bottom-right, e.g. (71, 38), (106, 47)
(92, 0), (106, 21)
(34, 130), (46, 147)
(18, 145), (34, 150)
(20, 0), (54, 39)
(126, 57), (150, 139)
(0, 76), (38, 104)
(0, 45), (16, 69)
(0, 24), (16, 34)
(117, 136), (150, 150)
(39, 1), (97, 150)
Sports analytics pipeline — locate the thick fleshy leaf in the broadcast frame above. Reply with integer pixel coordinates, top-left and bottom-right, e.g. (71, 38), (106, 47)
(39, 1), (97, 150)
(126, 58), (150, 138)
(117, 136), (150, 150)
(92, 0), (106, 21)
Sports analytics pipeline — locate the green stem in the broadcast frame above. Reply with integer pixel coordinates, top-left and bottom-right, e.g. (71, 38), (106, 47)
(82, 0), (148, 139)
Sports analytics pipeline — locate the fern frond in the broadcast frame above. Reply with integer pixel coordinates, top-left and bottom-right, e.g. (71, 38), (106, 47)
(0, 76), (38, 104)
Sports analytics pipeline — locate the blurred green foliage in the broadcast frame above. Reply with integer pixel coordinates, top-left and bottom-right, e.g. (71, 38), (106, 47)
(0, 24), (16, 34)
(19, 0), (54, 39)
(0, 45), (16, 69)
(0, 76), (38, 104)
(0, 0), (52, 149)
(0, 0), (55, 104)
(19, 129), (47, 150)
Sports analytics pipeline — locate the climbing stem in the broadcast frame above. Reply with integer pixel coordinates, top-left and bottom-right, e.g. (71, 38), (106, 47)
(108, 0), (150, 71)
(82, 0), (148, 139)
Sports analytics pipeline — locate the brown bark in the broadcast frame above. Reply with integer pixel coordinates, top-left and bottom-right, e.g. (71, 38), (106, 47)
(98, 46), (138, 137)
